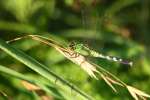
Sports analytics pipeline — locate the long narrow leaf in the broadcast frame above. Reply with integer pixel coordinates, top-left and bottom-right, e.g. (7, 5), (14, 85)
(0, 64), (64, 99)
(0, 38), (93, 100)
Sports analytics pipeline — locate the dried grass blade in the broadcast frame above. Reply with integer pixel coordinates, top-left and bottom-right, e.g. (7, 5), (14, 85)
(22, 81), (54, 100)
(56, 47), (99, 79)
(127, 85), (150, 100)
(100, 74), (117, 93)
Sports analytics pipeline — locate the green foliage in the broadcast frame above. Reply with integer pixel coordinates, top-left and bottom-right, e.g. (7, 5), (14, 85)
(0, 0), (150, 100)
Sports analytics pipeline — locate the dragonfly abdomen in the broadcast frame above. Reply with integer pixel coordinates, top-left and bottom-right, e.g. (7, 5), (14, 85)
(95, 53), (133, 66)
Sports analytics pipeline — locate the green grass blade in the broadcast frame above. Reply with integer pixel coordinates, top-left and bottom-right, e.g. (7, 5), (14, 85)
(0, 38), (93, 100)
(0, 64), (64, 99)
(0, 21), (37, 33)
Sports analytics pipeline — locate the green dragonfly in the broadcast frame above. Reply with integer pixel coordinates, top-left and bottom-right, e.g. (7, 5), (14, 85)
(7, 35), (133, 66)
(69, 41), (133, 66)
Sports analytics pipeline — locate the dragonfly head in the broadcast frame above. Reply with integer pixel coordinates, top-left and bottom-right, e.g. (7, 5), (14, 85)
(69, 41), (84, 52)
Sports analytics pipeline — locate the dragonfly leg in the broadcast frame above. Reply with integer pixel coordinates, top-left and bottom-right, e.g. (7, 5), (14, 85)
(62, 49), (80, 58)
(69, 52), (80, 58)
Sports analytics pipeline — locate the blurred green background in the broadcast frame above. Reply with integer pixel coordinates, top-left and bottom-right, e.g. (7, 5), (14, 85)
(0, 0), (150, 100)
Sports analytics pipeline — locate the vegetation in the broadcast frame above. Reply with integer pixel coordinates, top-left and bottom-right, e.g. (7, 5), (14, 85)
(0, 0), (150, 100)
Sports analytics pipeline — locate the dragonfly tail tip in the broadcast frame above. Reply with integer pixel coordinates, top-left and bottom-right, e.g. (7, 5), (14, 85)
(129, 62), (133, 67)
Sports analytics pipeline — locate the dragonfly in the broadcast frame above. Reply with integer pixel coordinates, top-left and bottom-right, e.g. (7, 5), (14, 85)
(69, 41), (133, 66)
(7, 35), (133, 66)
